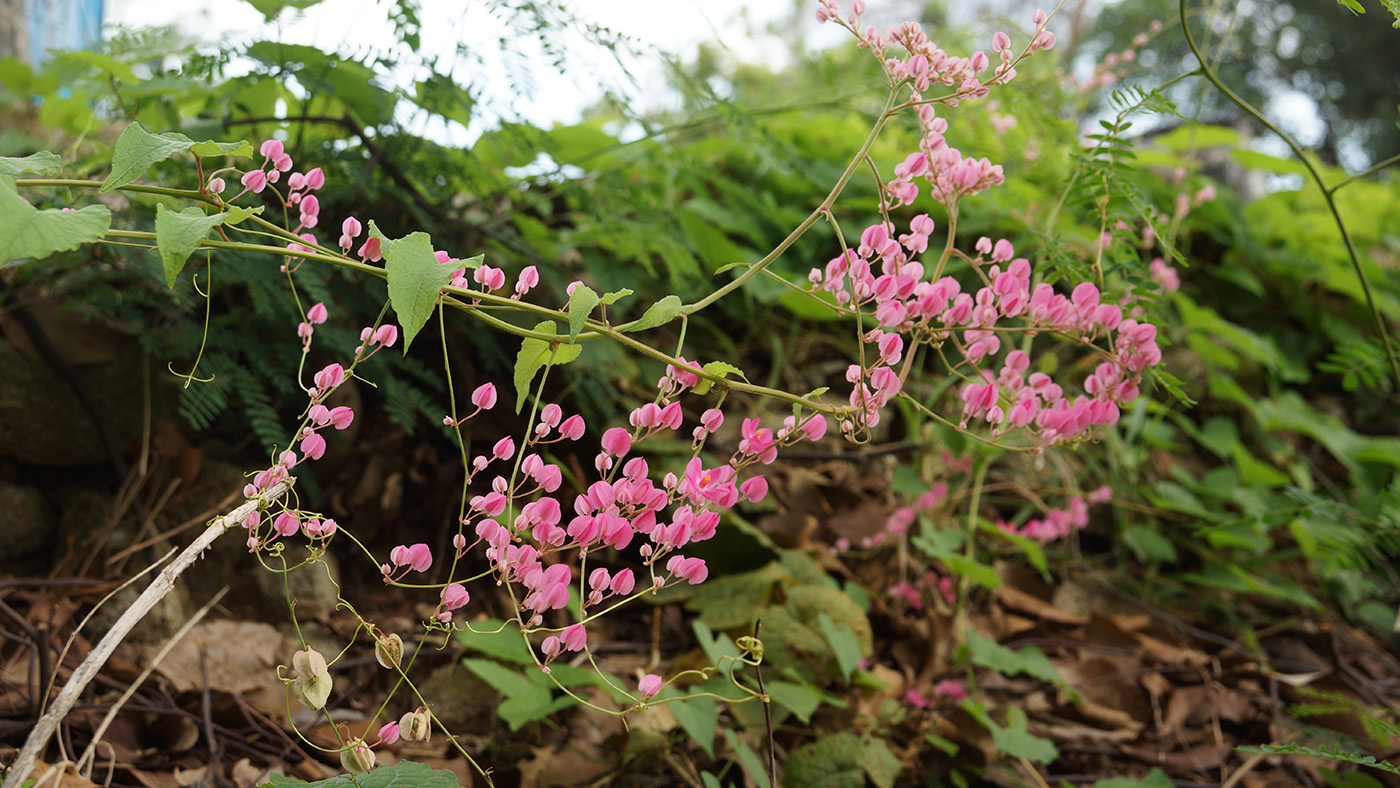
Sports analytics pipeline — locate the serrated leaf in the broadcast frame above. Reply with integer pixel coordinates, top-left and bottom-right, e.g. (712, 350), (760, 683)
(692, 360), (746, 396)
(155, 205), (229, 287)
(783, 732), (898, 788)
(0, 152), (61, 177)
(375, 223), (454, 351)
(818, 612), (862, 683)
(188, 139), (255, 158)
(624, 294), (682, 332)
(0, 179), (110, 265)
(512, 320), (583, 412)
(222, 205), (264, 225)
(599, 288), (632, 305)
(102, 123), (251, 192)
(567, 284), (600, 341)
(261, 759), (467, 787)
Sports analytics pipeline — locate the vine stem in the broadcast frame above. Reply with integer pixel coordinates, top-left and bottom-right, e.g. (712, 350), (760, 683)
(1178, 0), (1400, 391)
(1, 479), (295, 788)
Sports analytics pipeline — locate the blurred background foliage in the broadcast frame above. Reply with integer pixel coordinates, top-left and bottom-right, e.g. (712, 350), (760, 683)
(4, 0), (1400, 784)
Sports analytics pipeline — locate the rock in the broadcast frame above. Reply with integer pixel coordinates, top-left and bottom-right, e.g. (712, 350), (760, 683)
(0, 481), (54, 559)
(0, 336), (145, 467)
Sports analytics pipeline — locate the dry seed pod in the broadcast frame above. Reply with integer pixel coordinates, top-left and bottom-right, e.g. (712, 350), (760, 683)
(375, 632), (403, 670)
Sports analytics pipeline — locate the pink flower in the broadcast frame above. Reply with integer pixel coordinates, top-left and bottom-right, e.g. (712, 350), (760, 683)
(273, 512), (300, 537)
(610, 569), (635, 596)
(373, 324), (398, 347)
(515, 266), (539, 297)
(319, 406), (351, 430)
(391, 543), (434, 572)
(259, 139), (284, 159)
(377, 721), (401, 745)
(559, 415), (585, 440)
(314, 363), (345, 393)
(301, 432), (327, 461)
(600, 427), (631, 457)
(304, 167), (325, 190)
(240, 170), (267, 194)
(440, 583), (469, 610)
(638, 674), (663, 699)
(740, 476), (769, 503)
(358, 237), (383, 263)
(307, 302), (328, 325)
(933, 679), (968, 702)
(561, 623), (587, 651)
(493, 437), (516, 461)
(471, 383), (498, 410)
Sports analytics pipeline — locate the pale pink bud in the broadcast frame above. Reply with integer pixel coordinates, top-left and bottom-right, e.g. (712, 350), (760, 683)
(240, 169), (267, 194)
(328, 406), (355, 430)
(559, 415), (585, 440)
(638, 674), (663, 699)
(373, 324), (398, 347)
(471, 382), (498, 410)
(301, 432), (327, 461)
(207, 177), (225, 194)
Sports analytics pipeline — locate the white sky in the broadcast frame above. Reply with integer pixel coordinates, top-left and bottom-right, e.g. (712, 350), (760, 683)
(104, 0), (832, 135)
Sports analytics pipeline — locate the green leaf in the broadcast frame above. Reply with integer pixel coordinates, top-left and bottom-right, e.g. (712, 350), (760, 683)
(599, 288), (632, 305)
(155, 205), (229, 287)
(662, 687), (718, 757)
(566, 284), (600, 342)
(818, 612), (862, 683)
(0, 179), (111, 266)
(624, 294), (682, 332)
(1092, 769), (1174, 788)
(783, 732), (899, 788)
(261, 759), (466, 787)
(939, 554), (1001, 589)
(241, 0), (326, 20)
(722, 730), (771, 788)
(103, 123), (251, 192)
(691, 361), (746, 396)
(375, 223), (454, 351)
(456, 619), (533, 664)
(188, 139), (256, 158)
(1123, 524), (1178, 563)
(512, 321), (583, 412)
(0, 152), (61, 177)
(964, 629), (1065, 687)
(462, 658), (559, 730)
(766, 680), (820, 724)
(964, 704), (1058, 763)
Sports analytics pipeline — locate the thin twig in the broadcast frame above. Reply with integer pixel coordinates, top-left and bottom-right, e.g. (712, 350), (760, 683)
(75, 587), (229, 779)
(1, 480), (294, 788)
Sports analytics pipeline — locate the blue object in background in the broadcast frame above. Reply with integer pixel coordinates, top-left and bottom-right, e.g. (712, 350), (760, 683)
(27, 0), (104, 67)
